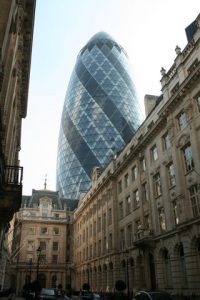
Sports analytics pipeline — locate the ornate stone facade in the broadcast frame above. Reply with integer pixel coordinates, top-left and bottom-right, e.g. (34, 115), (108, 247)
(9, 189), (78, 294)
(73, 14), (200, 299)
(0, 0), (36, 288)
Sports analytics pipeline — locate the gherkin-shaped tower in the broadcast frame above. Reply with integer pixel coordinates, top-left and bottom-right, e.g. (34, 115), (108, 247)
(56, 32), (142, 199)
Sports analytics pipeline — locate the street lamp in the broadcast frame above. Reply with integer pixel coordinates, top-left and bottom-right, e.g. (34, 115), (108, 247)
(36, 246), (41, 281)
(124, 250), (130, 300)
(28, 258), (32, 283)
(87, 263), (90, 286)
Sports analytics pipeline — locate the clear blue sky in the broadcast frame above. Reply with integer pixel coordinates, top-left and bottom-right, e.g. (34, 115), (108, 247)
(20, 0), (200, 195)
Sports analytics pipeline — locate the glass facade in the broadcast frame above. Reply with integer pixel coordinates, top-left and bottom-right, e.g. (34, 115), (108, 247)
(56, 32), (142, 199)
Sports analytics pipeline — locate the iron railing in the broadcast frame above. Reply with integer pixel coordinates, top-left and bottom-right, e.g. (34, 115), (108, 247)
(3, 165), (23, 186)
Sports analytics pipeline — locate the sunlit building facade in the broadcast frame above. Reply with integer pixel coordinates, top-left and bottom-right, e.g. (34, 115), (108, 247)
(10, 189), (78, 293)
(73, 14), (200, 299)
(56, 32), (142, 199)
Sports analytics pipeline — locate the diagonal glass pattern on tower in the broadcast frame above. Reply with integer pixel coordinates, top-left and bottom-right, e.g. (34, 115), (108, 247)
(56, 32), (142, 199)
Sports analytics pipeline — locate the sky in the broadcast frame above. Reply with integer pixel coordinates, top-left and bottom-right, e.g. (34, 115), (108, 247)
(20, 0), (200, 195)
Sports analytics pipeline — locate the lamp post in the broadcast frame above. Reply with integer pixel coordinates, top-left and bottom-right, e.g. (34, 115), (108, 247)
(124, 250), (130, 300)
(36, 246), (41, 281)
(87, 263), (90, 286)
(28, 258), (32, 283)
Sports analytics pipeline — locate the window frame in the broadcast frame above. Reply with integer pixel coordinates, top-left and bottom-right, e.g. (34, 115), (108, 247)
(162, 132), (171, 150)
(153, 173), (162, 197)
(182, 143), (194, 172)
(151, 144), (158, 161)
(177, 111), (187, 130)
(167, 162), (176, 187)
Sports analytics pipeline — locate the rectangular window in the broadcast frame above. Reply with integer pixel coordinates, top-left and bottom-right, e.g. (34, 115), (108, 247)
(98, 240), (101, 255)
(52, 242), (58, 251)
(108, 208), (112, 225)
(119, 202), (123, 219)
(178, 111), (187, 130)
(93, 221), (96, 236)
(118, 180), (122, 193)
(28, 228), (35, 235)
(89, 224), (92, 235)
(40, 227), (48, 235)
(93, 242), (96, 256)
(142, 158), (146, 171)
(158, 208), (166, 231)
(126, 195), (131, 214)
(120, 229), (125, 250)
(189, 185), (200, 217)
(97, 217), (101, 232)
(86, 227), (88, 241)
(133, 189), (140, 208)
(162, 132), (171, 150)
(103, 236), (107, 253)
(124, 173), (129, 188)
(153, 173), (162, 197)
(102, 213), (106, 230)
(167, 162), (176, 187)
(142, 182), (149, 202)
(127, 224), (133, 247)
(109, 233), (113, 250)
(172, 201), (180, 225)
(52, 255), (58, 263)
(144, 215), (150, 230)
(151, 145), (158, 161)
(131, 166), (138, 181)
(182, 143), (194, 172)
(54, 214), (59, 219)
(40, 241), (46, 250)
(53, 227), (59, 235)
(27, 241), (34, 251)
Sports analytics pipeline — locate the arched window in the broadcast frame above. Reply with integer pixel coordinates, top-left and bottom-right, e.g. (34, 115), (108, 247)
(163, 248), (172, 287)
(179, 243), (187, 286)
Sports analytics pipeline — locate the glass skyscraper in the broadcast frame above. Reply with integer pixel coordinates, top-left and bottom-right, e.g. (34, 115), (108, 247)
(56, 32), (142, 199)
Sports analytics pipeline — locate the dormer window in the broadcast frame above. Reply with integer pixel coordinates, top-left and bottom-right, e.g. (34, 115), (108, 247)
(39, 197), (51, 209)
(42, 203), (48, 209)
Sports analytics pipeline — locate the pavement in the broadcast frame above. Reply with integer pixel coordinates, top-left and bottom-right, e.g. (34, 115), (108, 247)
(0, 296), (80, 300)
(0, 298), (24, 300)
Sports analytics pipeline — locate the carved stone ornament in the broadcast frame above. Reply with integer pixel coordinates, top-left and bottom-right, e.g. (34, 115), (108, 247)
(160, 67), (166, 76)
(175, 45), (181, 55)
(176, 133), (190, 148)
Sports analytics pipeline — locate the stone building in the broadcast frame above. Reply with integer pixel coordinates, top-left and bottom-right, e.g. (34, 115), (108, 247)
(73, 14), (200, 299)
(0, 0), (36, 288)
(9, 189), (78, 294)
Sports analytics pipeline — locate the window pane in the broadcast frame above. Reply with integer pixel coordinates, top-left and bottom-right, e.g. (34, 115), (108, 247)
(183, 144), (194, 172)
(178, 112), (187, 129)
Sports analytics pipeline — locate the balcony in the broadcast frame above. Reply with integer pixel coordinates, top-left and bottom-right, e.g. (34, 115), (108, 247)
(0, 165), (23, 223)
(133, 229), (155, 250)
